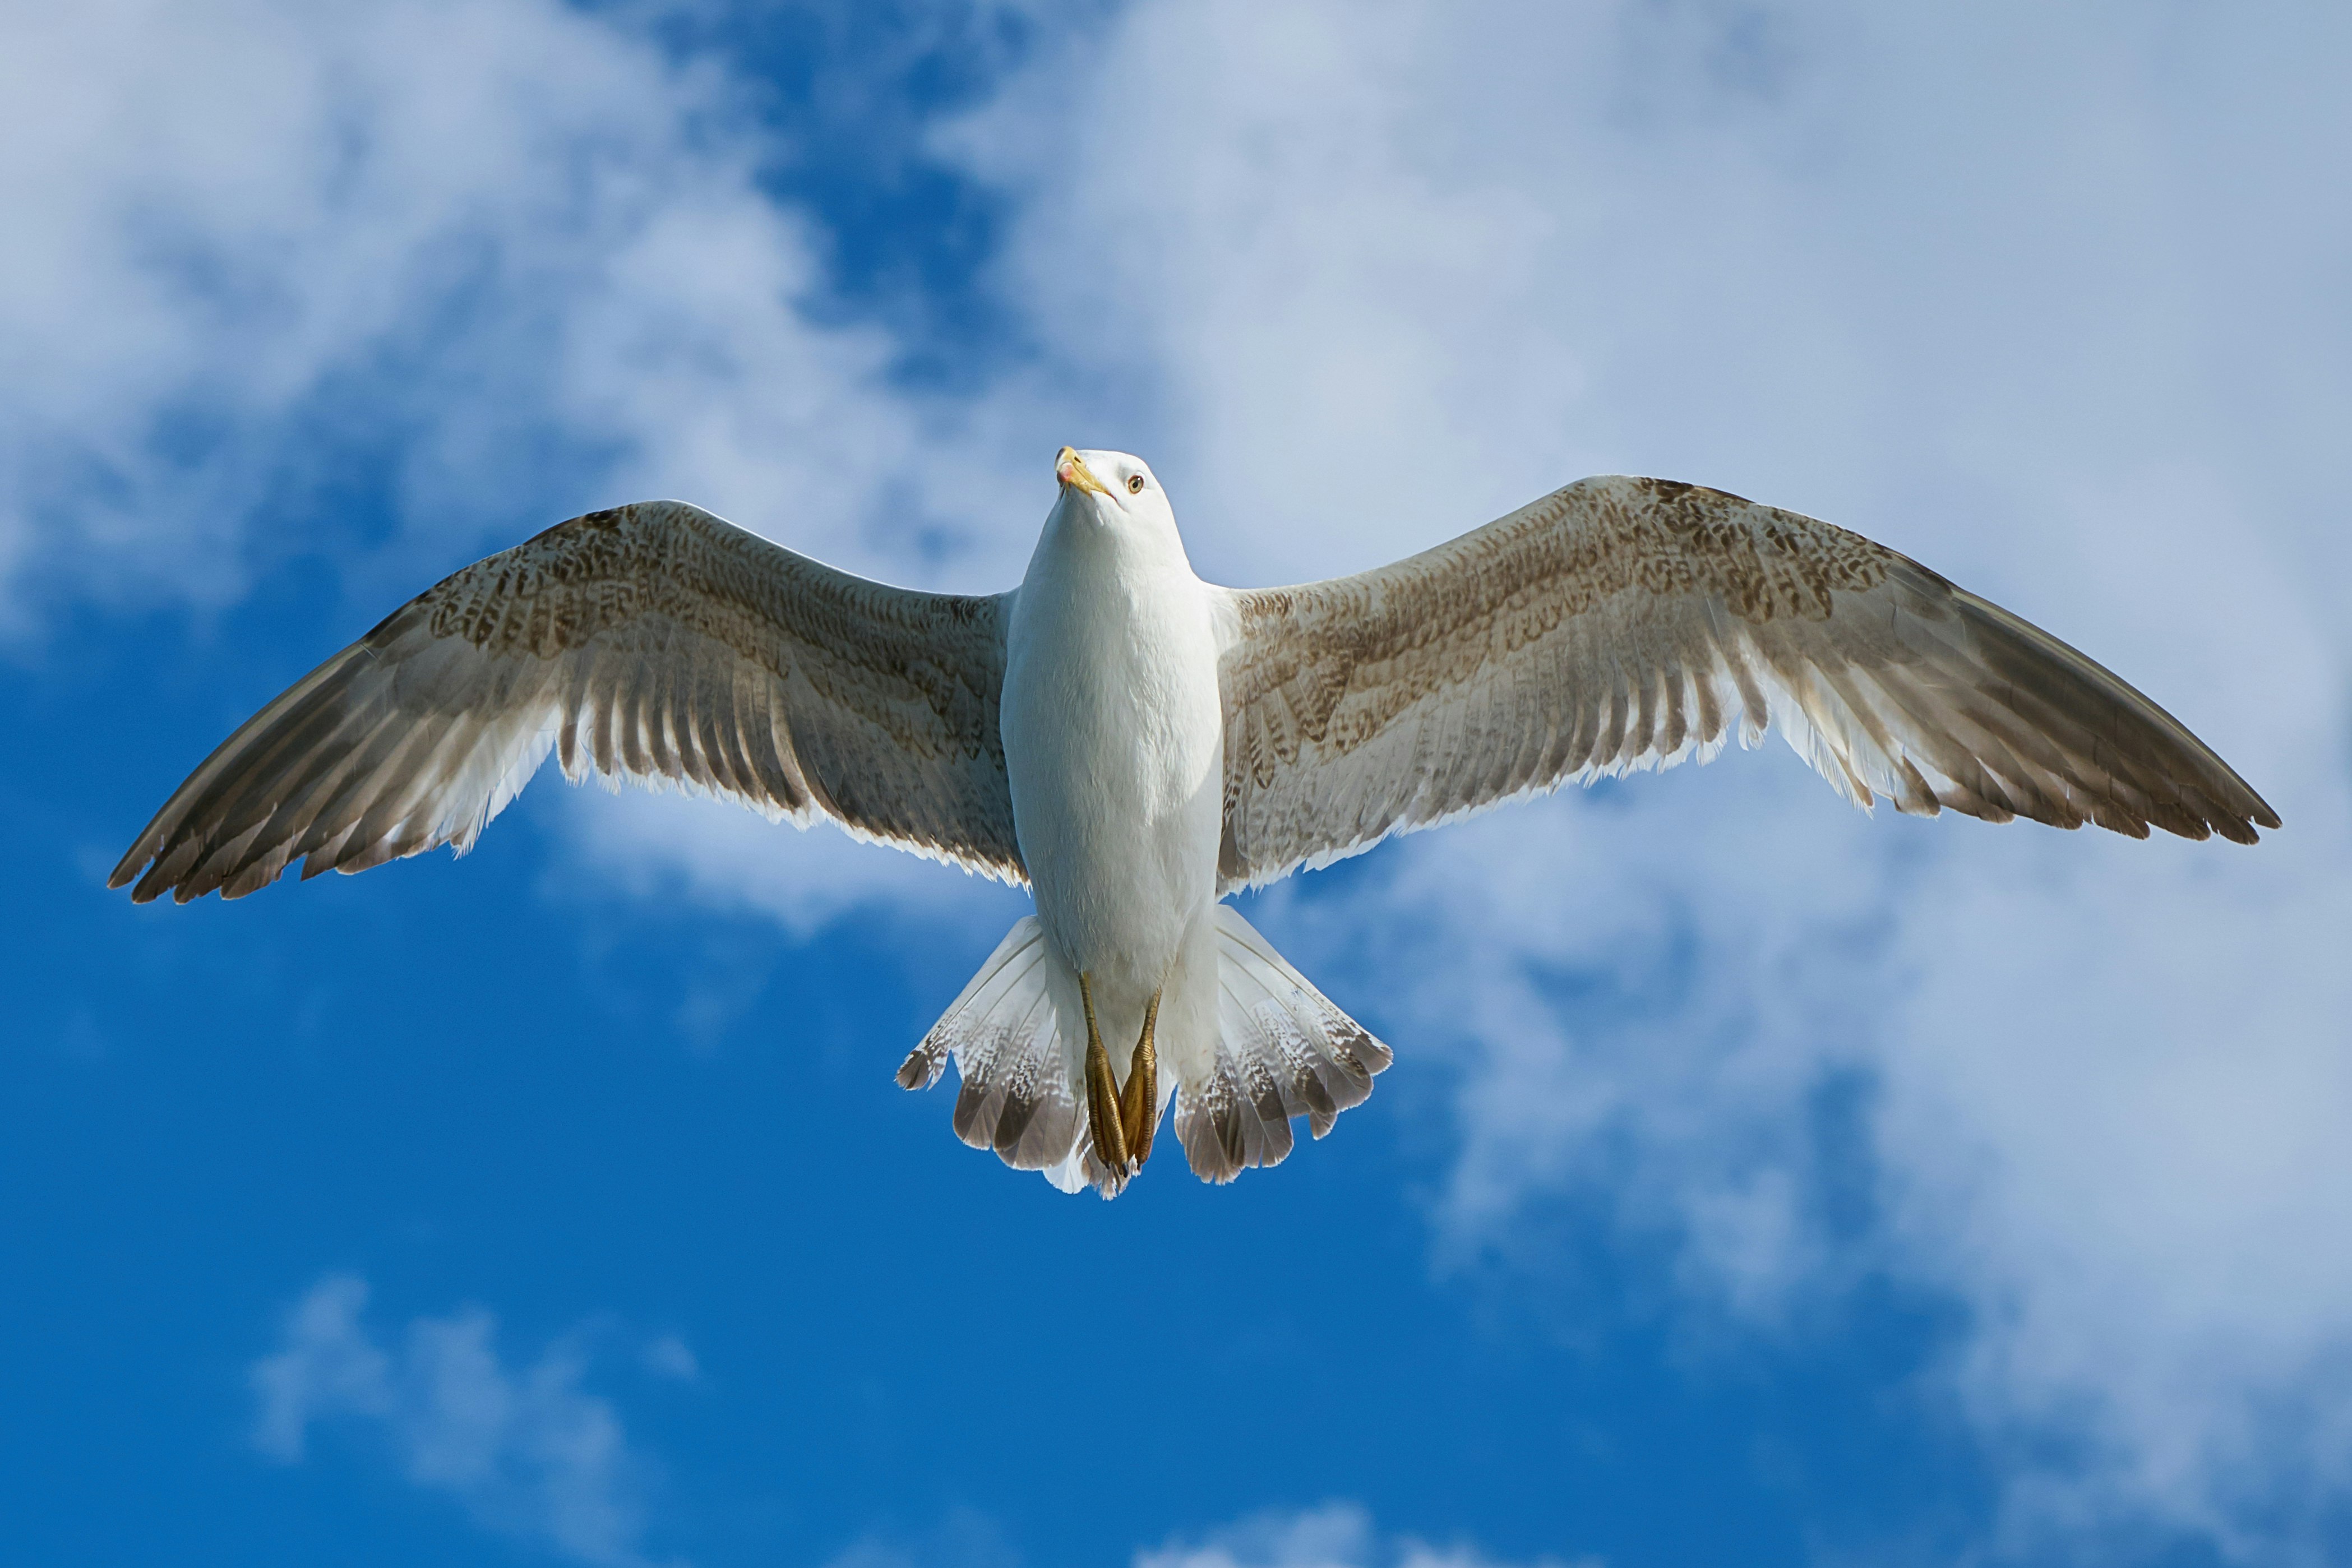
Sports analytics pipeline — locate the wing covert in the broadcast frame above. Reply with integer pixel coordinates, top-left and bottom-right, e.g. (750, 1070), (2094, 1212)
(112, 500), (1022, 903)
(1213, 475), (2277, 892)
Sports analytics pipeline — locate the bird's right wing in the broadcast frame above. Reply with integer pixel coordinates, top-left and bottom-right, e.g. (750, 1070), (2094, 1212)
(1213, 475), (2277, 892)
(112, 500), (1023, 903)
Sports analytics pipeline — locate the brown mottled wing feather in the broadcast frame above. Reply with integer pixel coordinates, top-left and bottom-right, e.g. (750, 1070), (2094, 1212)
(1214, 475), (2277, 892)
(112, 501), (1021, 903)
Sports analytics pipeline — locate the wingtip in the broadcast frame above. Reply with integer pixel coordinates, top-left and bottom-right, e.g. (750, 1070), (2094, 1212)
(2206, 783), (2278, 844)
(106, 840), (151, 892)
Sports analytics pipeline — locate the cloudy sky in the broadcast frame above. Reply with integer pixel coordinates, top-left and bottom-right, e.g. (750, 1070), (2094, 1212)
(6, 3), (2348, 1565)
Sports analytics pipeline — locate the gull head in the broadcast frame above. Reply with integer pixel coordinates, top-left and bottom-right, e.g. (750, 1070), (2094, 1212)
(1052, 446), (1177, 543)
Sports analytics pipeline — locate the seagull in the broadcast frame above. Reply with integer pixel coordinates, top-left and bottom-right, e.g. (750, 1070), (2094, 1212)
(112, 450), (2279, 1196)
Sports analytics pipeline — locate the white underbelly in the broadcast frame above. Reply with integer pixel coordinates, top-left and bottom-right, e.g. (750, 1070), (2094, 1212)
(1000, 577), (1224, 998)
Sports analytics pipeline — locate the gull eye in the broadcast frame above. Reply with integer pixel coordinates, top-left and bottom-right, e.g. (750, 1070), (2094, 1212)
(1126, 474), (1146, 494)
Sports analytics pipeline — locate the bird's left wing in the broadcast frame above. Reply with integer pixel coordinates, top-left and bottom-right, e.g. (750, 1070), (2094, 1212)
(112, 501), (1022, 903)
(1213, 475), (2276, 893)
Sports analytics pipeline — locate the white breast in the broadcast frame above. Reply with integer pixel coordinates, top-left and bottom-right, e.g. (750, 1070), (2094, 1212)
(1000, 502), (1226, 998)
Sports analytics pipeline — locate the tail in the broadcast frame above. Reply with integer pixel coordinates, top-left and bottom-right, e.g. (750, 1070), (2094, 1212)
(893, 917), (1092, 1187)
(895, 907), (1392, 1196)
(1172, 905), (1393, 1184)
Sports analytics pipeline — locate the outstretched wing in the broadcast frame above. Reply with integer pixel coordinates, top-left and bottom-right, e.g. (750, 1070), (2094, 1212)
(1214, 475), (2277, 892)
(113, 501), (1021, 903)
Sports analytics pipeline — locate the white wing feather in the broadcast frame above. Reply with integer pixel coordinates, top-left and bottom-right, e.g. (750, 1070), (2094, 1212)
(1213, 475), (2276, 892)
(113, 500), (1022, 902)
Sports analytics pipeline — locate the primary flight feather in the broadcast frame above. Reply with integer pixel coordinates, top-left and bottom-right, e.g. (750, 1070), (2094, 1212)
(113, 453), (2278, 1196)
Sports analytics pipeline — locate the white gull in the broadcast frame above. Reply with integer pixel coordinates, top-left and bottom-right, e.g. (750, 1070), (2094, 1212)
(112, 448), (2279, 1196)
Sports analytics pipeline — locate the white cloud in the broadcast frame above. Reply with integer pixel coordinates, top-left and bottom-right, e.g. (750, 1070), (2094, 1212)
(0, 0), (1068, 606)
(1, 0), (1043, 926)
(949, 1), (2352, 1558)
(818, 1507), (1026, 1568)
(28, 0), (2352, 1559)
(641, 1333), (701, 1385)
(554, 784), (1031, 943)
(1, 0), (764, 613)
(252, 1274), (681, 1568)
(1135, 1502), (1591, 1568)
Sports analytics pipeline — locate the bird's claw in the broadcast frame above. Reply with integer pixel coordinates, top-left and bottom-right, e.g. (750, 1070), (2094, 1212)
(1079, 974), (1159, 1182)
(1120, 990), (1159, 1167)
(1084, 1034), (1131, 1174)
(1079, 974), (1132, 1177)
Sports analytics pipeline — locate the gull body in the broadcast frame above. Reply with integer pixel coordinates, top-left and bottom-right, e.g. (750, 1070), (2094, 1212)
(1001, 451), (1223, 1133)
(108, 445), (2279, 1199)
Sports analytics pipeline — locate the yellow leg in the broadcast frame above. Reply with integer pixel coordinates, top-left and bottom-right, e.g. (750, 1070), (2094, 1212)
(1079, 973), (1130, 1175)
(1120, 989), (1161, 1167)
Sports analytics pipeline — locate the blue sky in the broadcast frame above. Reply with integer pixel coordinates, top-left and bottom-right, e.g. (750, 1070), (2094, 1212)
(6, 3), (2350, 1565)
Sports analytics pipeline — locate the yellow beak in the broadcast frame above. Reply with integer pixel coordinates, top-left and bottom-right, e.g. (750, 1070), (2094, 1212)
(1056, 445), (1113, 498)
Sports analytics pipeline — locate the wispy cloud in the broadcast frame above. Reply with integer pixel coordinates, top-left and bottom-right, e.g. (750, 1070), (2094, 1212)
(25, 0), (2352, 1560)
(3, 0), (1037, 928)
(819, 1507), (1026, 1568)
(640, 1334), (701, 1386)
(950, 1), (2352, 1557)
(1136, 1502), (1592, 1568)
(251, 1274), (682, 1568)
(3, 0), (792, 618)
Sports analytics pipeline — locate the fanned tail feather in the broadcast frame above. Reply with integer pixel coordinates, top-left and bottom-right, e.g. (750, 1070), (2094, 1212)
(1175, 906), (1392, 1185)
(896, 917), (1088, 1183)
(899, 906), (1392, 1195)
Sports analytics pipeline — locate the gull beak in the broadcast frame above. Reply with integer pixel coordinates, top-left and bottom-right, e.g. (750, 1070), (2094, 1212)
(1056, 446), (1113, 499)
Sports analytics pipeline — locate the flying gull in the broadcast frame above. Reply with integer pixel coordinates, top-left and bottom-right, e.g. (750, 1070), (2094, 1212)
(112, 451), (2279, 1196)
